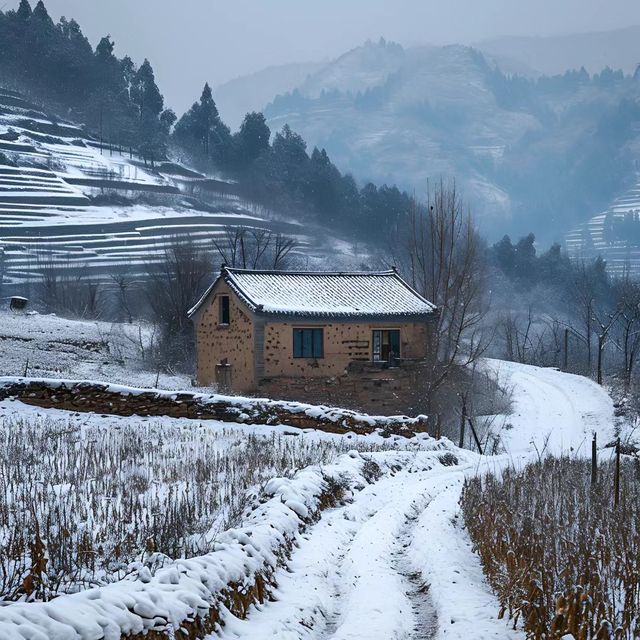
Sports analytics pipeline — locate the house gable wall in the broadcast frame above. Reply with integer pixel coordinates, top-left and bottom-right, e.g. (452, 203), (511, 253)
(194, 281), (256, 392)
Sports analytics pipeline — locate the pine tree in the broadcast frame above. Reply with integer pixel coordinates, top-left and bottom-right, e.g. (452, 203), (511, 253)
(234, 111), (270, 170)
(32, 1), (53, 27)
(199, 83), (219, 156)
(132, 59), (164, 120)
(16, 0), (32, 21)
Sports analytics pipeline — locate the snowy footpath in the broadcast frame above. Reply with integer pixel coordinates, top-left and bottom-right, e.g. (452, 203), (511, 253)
(219, 455), (521, 640)
(483, 359), (616, 460)
(217, 361), (616, 640)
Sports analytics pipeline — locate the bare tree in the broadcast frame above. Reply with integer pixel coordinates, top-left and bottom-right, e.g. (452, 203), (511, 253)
(569, 258), (610, 374)
(211, 226), (296, 270)
(33, 252), (102, 318)
(144, 237), (213, 369)
(109, 272), (135, 324)
(613, 278), (640, 386)
(499, 309), (565, 368)
(392, 180), (489, 415)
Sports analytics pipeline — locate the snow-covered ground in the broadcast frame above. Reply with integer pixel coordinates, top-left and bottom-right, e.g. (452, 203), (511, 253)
(207, 360), (619, 640)
(0, 352), (621, 639)
(0, 309), (194, 389)
(483, 358), (617, 459)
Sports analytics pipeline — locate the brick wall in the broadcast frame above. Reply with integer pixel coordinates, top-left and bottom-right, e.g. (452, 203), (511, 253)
(194, 280), (255, 391)
(263, 320), (429, 380)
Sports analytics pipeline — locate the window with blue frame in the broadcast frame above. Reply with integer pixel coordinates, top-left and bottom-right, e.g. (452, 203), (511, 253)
(293, 328), (324, 358)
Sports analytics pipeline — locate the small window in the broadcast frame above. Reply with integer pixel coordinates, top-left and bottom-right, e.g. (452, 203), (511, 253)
(219, 295), (230, 325)
(372, 329), (400, 362)
(293, 328), (324, 358)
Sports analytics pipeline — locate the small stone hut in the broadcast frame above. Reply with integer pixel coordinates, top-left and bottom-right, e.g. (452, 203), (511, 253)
(189, 266), (438, 414)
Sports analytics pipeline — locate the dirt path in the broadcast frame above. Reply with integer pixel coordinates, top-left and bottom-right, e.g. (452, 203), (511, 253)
(219, 362), (617, 640)
(219, 461), (449, 640)
(483, 359), (616, 458)
(392, 502), (439, 639)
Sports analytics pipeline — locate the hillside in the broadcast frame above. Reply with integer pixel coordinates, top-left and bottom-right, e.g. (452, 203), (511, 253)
(263, 39), (640, 242)
(0, 87), (368, 292)
(215, 61), (325, 129)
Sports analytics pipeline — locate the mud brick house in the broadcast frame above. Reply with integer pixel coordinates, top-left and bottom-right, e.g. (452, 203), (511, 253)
(188, 266), (438, 415)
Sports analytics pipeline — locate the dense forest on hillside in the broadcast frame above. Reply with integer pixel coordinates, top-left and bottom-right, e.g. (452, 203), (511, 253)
(0, 0), (175, 161)
(263, 40), (640, 242)
(0, 0), (416, 241)
(4, 1), (639, 246)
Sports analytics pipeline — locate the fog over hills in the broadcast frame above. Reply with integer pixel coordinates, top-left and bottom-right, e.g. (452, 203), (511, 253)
(215, 35), (640, 243)
(477, 25), (640, 77)
(215, 61), (325, 130)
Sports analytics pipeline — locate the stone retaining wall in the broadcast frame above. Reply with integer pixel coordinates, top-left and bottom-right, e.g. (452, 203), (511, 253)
(0, 378), (428, 436)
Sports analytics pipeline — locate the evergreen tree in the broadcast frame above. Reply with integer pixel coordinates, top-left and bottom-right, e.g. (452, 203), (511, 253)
(174, 82), (231, 167)
(132, 59), (163, 118)
(234, 111), (270, 170)
(16, 0), (32, 21)
(492, 235), (516, 277)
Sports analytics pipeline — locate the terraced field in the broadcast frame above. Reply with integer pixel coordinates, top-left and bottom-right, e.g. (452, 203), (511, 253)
(0, 87), (312, 287)
(566, 176), (640, 277)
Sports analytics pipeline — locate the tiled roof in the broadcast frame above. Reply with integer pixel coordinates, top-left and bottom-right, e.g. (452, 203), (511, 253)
(189, 267), (437, 319)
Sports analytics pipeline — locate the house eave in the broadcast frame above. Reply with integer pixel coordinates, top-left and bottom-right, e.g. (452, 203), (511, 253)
(251, 310), (438, 324)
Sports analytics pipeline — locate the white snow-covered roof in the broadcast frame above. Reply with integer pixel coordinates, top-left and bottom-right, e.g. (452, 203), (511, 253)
(190, 267), (437, 319)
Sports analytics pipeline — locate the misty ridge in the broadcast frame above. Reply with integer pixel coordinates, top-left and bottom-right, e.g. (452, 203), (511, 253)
(247, 38), (639, 245)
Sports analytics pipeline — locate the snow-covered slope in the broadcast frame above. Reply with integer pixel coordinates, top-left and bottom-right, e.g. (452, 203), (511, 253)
(0, 308), (192, 388)
(484, 359), (616, 458)
(0, 87), (310, 286)
(265, 42), (518, 229)
(565, 176), (640, 277)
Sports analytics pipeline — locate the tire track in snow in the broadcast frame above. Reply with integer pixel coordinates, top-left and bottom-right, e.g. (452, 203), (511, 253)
(483, 359), (615, 459)
(392, 501), (438, 640)
(219, 461), (448, 640)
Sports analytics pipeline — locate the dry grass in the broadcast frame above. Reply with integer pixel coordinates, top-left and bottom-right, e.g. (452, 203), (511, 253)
(0, 414), (386, 601)
(461, 456), (640, 639)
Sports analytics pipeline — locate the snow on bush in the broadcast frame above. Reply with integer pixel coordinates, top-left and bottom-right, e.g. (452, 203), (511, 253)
(0, 413), (394, 602)
(0, 446), (418, 640)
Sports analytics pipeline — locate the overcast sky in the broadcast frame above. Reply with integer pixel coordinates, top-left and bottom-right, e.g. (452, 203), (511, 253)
(8, 0), (640, 113)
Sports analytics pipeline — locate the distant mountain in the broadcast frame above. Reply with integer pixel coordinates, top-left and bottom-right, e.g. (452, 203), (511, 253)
(477, 26), (640, 77)
(262, 39), (640, 242)
(214, 61), (325, 130)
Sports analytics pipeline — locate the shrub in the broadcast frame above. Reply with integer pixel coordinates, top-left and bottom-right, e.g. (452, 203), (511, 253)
(438, 452), (458, 466)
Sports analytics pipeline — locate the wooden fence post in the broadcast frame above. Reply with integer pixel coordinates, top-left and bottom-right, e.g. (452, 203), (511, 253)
(614, 438), (621, 508)
(459, 396), (466, 449)
(467, 417), (484, 455)
(591, 433), (597, 486)
(597, 335), (604, 385)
